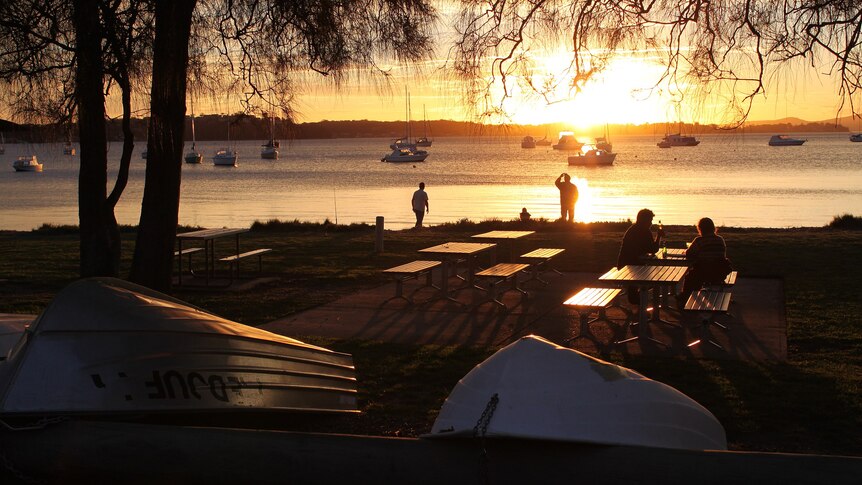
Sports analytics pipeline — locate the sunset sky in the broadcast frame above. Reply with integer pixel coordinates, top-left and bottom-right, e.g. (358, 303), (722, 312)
(179, 54), (851, 129)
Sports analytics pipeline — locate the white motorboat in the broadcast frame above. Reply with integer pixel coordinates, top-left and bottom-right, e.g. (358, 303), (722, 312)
(213, 149), (238, 166)
(521, 136), (536, 148)
(381, 147), (428, 163)
(185, 104), (203, 164)
(428, 335), (727, 451)
(12, 155), (42, 172)
(0, 278), (358, 417)
(657, 133), (700, 148)
(851, 133), (862, 142)
(568, 148), (616, 166)
(552, 132), (583, 150)
(768, 134), (806, 146)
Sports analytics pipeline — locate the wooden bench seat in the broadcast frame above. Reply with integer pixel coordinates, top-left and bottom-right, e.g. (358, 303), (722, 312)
(684, 289), (733, 350)
(520, 248), (565, 285)
(174, 247), (203, 275)
(383, 260), (442, 302)
(562, 287), (628, 344)
(220, 248), (272, 280)
(473, 263), (530, 309)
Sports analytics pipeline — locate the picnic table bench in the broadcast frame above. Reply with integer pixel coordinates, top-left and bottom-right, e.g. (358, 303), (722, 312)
(562, 287), (625, 344)
(473, 263), (530, 309)
(174, 247), (203, 275)
(520, 248), (565, 285)
(383, 260), (442, 302)
(684, 288), (733, 350)
(220, 248), (272, 281)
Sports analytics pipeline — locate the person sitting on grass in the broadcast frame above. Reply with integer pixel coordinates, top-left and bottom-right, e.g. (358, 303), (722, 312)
(678, 217), (733, 305)
(617, 208), (665, 304)
(520, 207), (531, 222)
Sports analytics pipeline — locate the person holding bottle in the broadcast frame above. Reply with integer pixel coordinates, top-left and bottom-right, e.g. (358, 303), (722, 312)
(617, 208), (665, 304)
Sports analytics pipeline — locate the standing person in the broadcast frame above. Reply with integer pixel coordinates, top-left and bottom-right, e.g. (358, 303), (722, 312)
(617, 208), (665, 304)
(411, 182), (429, 228)
(679, 217), (732, 304)
(554, 173), (578, 222)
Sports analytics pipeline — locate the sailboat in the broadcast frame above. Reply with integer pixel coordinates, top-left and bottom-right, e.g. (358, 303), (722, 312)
(63, 129), (76, 156)
(213, 122), (237, 166)
(260, 111), (279, 159)
(382, 89), (428, 162)
(184, 102), (203, 164)
(415, 106), (432, 147)
(535, 127), (552, 146)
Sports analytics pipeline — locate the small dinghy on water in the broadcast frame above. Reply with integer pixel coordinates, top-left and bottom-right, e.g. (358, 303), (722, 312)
(0, 278), (358, 417)
(428, 335), (727, 451)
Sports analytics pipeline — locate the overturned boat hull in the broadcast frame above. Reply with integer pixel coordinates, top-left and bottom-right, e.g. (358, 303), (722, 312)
(0, 278), (358, 417)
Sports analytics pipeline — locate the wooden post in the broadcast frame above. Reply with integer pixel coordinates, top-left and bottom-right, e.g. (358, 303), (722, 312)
(375, 216), (384, 253)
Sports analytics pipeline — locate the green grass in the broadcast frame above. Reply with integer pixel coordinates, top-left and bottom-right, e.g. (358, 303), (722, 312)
(1, 219), (861, 456)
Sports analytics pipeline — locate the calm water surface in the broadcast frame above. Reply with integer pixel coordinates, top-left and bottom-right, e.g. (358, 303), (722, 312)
(1, 133), (860, 230)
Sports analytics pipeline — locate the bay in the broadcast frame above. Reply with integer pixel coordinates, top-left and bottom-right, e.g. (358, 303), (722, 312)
(1, 132), (860, 231)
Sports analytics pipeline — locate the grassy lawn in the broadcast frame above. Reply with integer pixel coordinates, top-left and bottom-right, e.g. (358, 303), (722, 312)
(1, 219), (860, 456)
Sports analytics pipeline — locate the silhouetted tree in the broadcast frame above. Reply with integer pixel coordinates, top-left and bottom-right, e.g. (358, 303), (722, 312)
(0, 0), (436, 292)
(452, 1), (862, 125)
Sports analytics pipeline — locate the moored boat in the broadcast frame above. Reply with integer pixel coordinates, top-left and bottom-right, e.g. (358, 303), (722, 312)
(185, 104), (203, 163)
(552, 132), (583, 150)
(213, 149), (238, 166)
(568, 148), (616, 166)
(768, 134), (806, 146)
(521, 136), (536, 148)
(657, 133), (700, 148)
(428, 336), (727, 451)
(12, 155), (42, 172)
(63, 142), (76, 156)
(849, 133), (862, 142)
(0, 278), (358, 417)
(382, 147), (428, 163)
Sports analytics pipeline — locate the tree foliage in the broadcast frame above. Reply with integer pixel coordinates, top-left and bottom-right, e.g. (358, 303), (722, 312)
(451, 1), (862, 125)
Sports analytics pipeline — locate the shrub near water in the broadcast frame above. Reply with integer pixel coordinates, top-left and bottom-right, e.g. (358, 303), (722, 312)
(827, 214), (862, 230)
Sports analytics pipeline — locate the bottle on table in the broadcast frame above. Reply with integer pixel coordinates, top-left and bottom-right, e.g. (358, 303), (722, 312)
(659, 220), (667, 257)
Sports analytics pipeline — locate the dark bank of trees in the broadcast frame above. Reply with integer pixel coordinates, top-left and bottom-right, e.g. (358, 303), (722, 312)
(1, 1), (860, 292)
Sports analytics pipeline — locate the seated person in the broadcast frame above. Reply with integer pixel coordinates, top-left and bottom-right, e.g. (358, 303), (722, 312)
(520, 207), (531, 222)
(617, 208), (665, 304)
(679, 217), (732, 304)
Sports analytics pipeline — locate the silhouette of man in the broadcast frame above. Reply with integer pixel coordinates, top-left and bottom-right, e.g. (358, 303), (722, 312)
(617, 208), (665, 304)
(411, 182), (429, 228)
(555, 173), (578, 222)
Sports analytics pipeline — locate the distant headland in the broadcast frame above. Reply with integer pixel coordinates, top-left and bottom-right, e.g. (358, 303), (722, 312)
(0, 115), (853, 143)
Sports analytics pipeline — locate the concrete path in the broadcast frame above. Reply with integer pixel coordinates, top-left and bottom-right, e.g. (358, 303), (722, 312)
(262, 271), (787, 361)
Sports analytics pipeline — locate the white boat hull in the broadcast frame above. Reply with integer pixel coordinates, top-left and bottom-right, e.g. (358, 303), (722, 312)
(0, 278), (358, 416)
(569, 151), (616, 166)
(429, 336), (727, 451)
(261, 147), (279, 159)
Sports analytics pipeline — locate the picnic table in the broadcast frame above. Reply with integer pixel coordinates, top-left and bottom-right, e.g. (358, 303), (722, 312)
(598, 265), (688, 345)
(418, 242), (496, 299)
(176, 228), (248, 286)
(471, 230), (534, 262)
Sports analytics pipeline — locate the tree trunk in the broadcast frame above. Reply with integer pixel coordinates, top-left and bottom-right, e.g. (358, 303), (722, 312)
(73, 0), (120, 277)
(129, 0), (196, 292)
